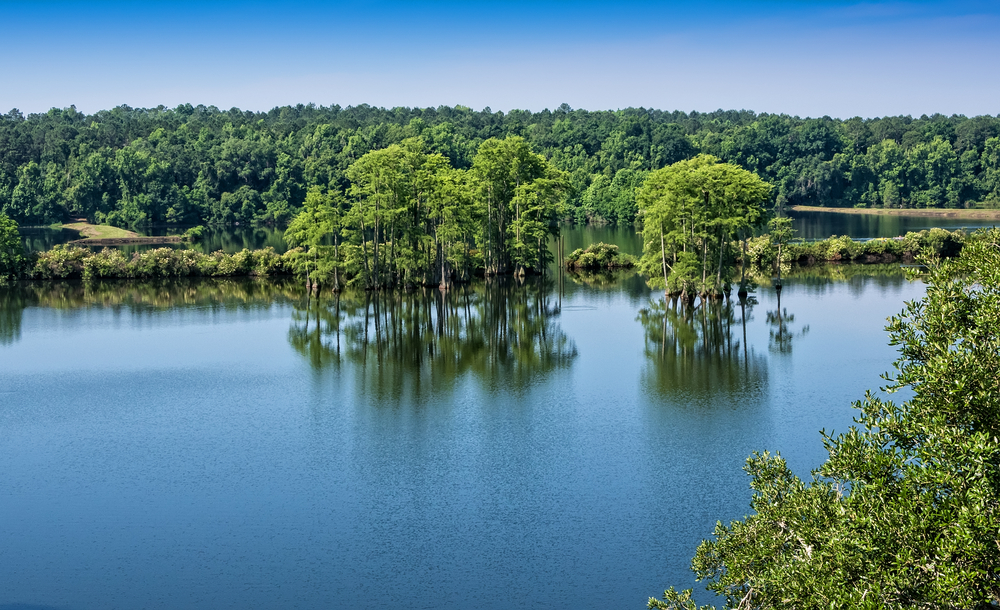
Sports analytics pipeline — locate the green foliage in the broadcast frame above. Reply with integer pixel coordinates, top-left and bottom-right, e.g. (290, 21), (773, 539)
(577, 169), (649, 224)
(4, 105), (999, 229)
(28, 245), (290, 280)
(283, 135), (563, 289)
(637, 155), (771, 298)
(766, 216), (795, 284)
(766, 217), (793, 249)
(564, 242), (637, 269)
(182, 225), (205, 242)
(0, 212), (25, 281)
(472, 135), (568, 275)
(651, 229), (1000, 609)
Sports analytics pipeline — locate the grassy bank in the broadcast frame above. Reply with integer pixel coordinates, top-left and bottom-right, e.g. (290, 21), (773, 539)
(791, 205), (1000, 220)
(60, 221), (139, 240)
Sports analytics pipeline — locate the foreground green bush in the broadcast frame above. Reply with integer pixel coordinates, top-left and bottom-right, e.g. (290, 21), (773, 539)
(29, 245), (292, 280)
(651, 229), (1000, 609)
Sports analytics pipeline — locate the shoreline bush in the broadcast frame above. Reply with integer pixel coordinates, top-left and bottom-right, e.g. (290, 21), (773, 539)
(28, 245), (291, 281)
(565, 242), (637, 270)
(746, 228), (965, 271)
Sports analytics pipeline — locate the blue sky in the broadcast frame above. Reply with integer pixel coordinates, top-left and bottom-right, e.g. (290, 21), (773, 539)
(2, 0), (998, 118)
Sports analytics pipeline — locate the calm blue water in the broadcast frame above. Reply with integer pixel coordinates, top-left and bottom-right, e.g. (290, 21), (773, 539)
(0, 262), (923, 609)
(789, 209), (998, 239)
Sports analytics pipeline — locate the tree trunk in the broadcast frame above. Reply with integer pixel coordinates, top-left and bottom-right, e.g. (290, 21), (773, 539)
(701, 239), (708, 295)
(373, 182), (380, 289)
(332, 236), (340, 292)
(660, 228), (669, 296)
(776, 243), (783, 290)
(439, 238), (450, 291)
(738, 233), (748, 298)
(716, 230), (725, 298)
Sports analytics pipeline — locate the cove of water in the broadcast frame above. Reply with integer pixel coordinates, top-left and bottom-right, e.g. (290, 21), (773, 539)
(0, 245), (923, 609)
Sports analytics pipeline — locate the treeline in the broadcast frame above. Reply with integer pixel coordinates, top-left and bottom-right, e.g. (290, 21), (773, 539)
(3, 104), (1000, 227)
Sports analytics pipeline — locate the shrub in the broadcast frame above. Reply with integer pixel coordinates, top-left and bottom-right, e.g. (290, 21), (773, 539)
(565, 242), (637, 269)
(182, 225), (205, 243)
(23, 245), (292, 281)
(82, 248), (130, 279)
(31, 245), (89, 279)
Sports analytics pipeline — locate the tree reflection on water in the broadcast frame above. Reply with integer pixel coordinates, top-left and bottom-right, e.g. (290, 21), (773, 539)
(0, 277), (300, 345)
(0, 288), (28, 346)
(637, 296), (768, 400)
(766, 288), (809, 354)
(287, 278), (578, 401)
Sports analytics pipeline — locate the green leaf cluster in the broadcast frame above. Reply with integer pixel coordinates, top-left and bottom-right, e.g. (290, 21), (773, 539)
(564, 242), (637, 269)
(744, 228), (966, 271)
(28, 245), (288, 280)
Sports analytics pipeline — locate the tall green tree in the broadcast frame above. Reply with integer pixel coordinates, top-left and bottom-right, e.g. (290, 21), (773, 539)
(471, 136), (568, 276)
(636, 155), (770, 302)
(333, 138), (480, 289)
(0, 212), (24, 281)
(345, 143), (409, 288)
(767, 216), (793, 289)
(285, 186), (344, 291)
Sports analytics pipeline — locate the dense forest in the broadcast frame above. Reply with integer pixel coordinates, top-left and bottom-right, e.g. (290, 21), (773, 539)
(2, 103), (1000, 227)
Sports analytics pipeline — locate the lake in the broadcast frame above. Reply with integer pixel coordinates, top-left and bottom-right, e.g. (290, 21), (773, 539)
(0, 231), (924, 609)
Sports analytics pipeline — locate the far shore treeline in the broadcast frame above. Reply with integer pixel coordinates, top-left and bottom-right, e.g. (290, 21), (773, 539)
(3, 104), (1000, 229)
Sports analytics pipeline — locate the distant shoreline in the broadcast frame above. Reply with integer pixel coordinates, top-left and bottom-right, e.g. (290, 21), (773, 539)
(791, 205), (1000, 221)
(68, 236), (183, 246)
